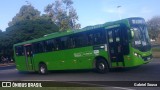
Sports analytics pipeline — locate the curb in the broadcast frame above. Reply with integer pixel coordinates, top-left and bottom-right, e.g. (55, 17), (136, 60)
(0, 63), (15, 67)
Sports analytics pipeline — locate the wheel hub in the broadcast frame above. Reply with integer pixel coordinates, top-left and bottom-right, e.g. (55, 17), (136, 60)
(40, 66), (45, 74)
(99, 63), (105, 70)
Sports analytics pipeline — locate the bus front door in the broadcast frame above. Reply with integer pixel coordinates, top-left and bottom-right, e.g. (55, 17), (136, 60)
(107, 27), (125, 67)
(24, 44), (34, 71)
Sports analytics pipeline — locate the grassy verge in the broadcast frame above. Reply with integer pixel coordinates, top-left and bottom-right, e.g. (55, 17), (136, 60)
(152, 47), (160, 58)
(0, 87), (105, 90)
(152, 52), (160, 58)
(152, 47), (160, 52)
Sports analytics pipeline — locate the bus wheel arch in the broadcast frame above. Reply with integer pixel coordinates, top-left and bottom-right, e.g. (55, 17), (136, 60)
(38, 62), (48, 75)
(94, 56), (110, 73)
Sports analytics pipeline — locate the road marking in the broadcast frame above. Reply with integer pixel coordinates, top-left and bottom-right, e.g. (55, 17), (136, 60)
(66, 82), (136, 90)
(112, 87), (135, 90)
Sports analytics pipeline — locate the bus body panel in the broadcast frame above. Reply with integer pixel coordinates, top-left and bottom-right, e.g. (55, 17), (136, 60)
(14, 17), (152, 72)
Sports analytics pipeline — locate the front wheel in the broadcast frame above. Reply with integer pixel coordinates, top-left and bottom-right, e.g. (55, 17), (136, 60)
(39, 63), (48, 75)
(95, 59), (109, 73)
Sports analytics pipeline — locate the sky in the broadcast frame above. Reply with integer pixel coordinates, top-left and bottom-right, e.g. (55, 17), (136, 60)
(0, 0), (159, 31)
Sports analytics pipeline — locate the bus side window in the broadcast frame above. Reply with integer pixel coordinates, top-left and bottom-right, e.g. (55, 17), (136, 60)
(60, 37), (68, 50)
(115, 29), (120, 42)
(34, 43), (39, 53)
(93, 31), (104, 45)
(87, 29), (104, 45)
(39, 42), (45, 53)
(54, 38), (60, 51)
(15, 46), (24, 56)
(71, 37), (76, 48)
(87, 33), (94, 45)
(33, 42), (44, 54)
(75, 33), (86, 47)
(45, 39), (54, 52)
(67, 36), (76, 49)
(108, 31), (113, 43)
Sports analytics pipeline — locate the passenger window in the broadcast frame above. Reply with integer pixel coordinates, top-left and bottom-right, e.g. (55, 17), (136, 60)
(60, 37), (68, 50)
(108, 31), (113, 43)
(45, 39), (54, 52)
(115, 29), (120, 42)
(33, 42), (45, 53)
(15, 46), (24, 56)
(87, 30), (104, 45)
(75, 33), (86, 47)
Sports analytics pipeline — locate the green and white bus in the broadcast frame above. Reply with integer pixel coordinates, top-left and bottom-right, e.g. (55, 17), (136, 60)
(14, 17), (152, 74)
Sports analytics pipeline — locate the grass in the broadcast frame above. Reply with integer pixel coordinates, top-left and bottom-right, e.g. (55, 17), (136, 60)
(152, 47), (160, 52)
(152, 47), (160, 58)
(0, 87), (105, 90)
(152, 52), (160, 58)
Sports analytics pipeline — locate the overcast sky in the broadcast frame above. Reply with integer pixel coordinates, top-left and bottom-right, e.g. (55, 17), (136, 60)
(0, 0), (159, 31)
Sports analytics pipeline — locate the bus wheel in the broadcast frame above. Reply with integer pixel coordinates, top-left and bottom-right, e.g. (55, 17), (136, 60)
(95, 58), (109, 73)
(39, 63), (48, 75)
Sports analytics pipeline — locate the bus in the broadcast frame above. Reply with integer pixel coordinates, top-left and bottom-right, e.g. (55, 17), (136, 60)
(13, 17), (152, 74)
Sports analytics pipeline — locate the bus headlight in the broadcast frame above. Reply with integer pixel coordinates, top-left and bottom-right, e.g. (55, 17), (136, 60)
(134, 52), (138, 56)
(134, 52), (141, 58)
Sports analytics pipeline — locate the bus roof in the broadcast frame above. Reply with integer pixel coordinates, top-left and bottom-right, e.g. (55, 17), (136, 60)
(13, 17), (143, 46)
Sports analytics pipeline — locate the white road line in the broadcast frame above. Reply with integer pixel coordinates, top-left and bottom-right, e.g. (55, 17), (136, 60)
(66, 82), (136, 90)
(112, 87), (135, 90)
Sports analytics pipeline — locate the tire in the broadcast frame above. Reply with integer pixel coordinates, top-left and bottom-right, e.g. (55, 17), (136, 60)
(39, 63), (48, 75)
(95, 58), (109, 73)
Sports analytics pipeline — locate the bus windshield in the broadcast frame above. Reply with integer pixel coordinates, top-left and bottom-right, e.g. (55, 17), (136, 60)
(131, 25), (151, 52)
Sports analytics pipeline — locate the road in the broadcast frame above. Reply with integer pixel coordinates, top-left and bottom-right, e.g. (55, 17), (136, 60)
(0, 58), (160, 90)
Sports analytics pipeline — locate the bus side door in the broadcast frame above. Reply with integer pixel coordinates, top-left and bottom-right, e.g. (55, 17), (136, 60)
(106, 26), (124, 66)
(24, 44), (34, 71)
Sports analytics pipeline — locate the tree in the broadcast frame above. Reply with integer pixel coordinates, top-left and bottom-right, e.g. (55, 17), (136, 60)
(2, 17), (59, 60)
(147, 16), (160, 40)
(0, 29), (4, 59)
(0, 5), (59, 60)
(44, 0), (81, 31)
(8, 5), (41, 26)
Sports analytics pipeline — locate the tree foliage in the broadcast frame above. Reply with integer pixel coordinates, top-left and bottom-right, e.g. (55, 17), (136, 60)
(0, 0), (81, 61)
(8, 5), (41, 26)
(147, 16), (160, 40)
(0, 18), (59, 60)
(44, 0), (81, 31)
(0, 5), (59, 60)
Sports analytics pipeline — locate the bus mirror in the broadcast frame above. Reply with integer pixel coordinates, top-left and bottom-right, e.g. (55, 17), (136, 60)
(131, 29), (134, 38)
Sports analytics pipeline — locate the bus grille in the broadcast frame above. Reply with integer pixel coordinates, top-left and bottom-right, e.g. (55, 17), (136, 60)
(142, 55), (152, 61)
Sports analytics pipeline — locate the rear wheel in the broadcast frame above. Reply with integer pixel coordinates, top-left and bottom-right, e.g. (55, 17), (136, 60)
(39, 63), (48, 75)
(95, 58), (109, 73)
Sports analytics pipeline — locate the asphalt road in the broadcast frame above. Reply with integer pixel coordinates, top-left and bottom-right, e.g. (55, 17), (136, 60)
(0, 58), (160, 90)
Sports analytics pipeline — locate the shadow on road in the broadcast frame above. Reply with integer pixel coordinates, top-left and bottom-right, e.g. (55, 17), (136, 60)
(17, 67), (142, 75)
(110, 66), (141, 72)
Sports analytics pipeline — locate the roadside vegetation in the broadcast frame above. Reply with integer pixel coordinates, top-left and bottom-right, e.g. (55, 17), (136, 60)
(0, 0), (80, 63)
(152, 47), (160, 58)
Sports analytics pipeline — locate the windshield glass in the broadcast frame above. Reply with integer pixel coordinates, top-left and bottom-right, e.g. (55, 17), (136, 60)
(131, 25), (151, 52)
